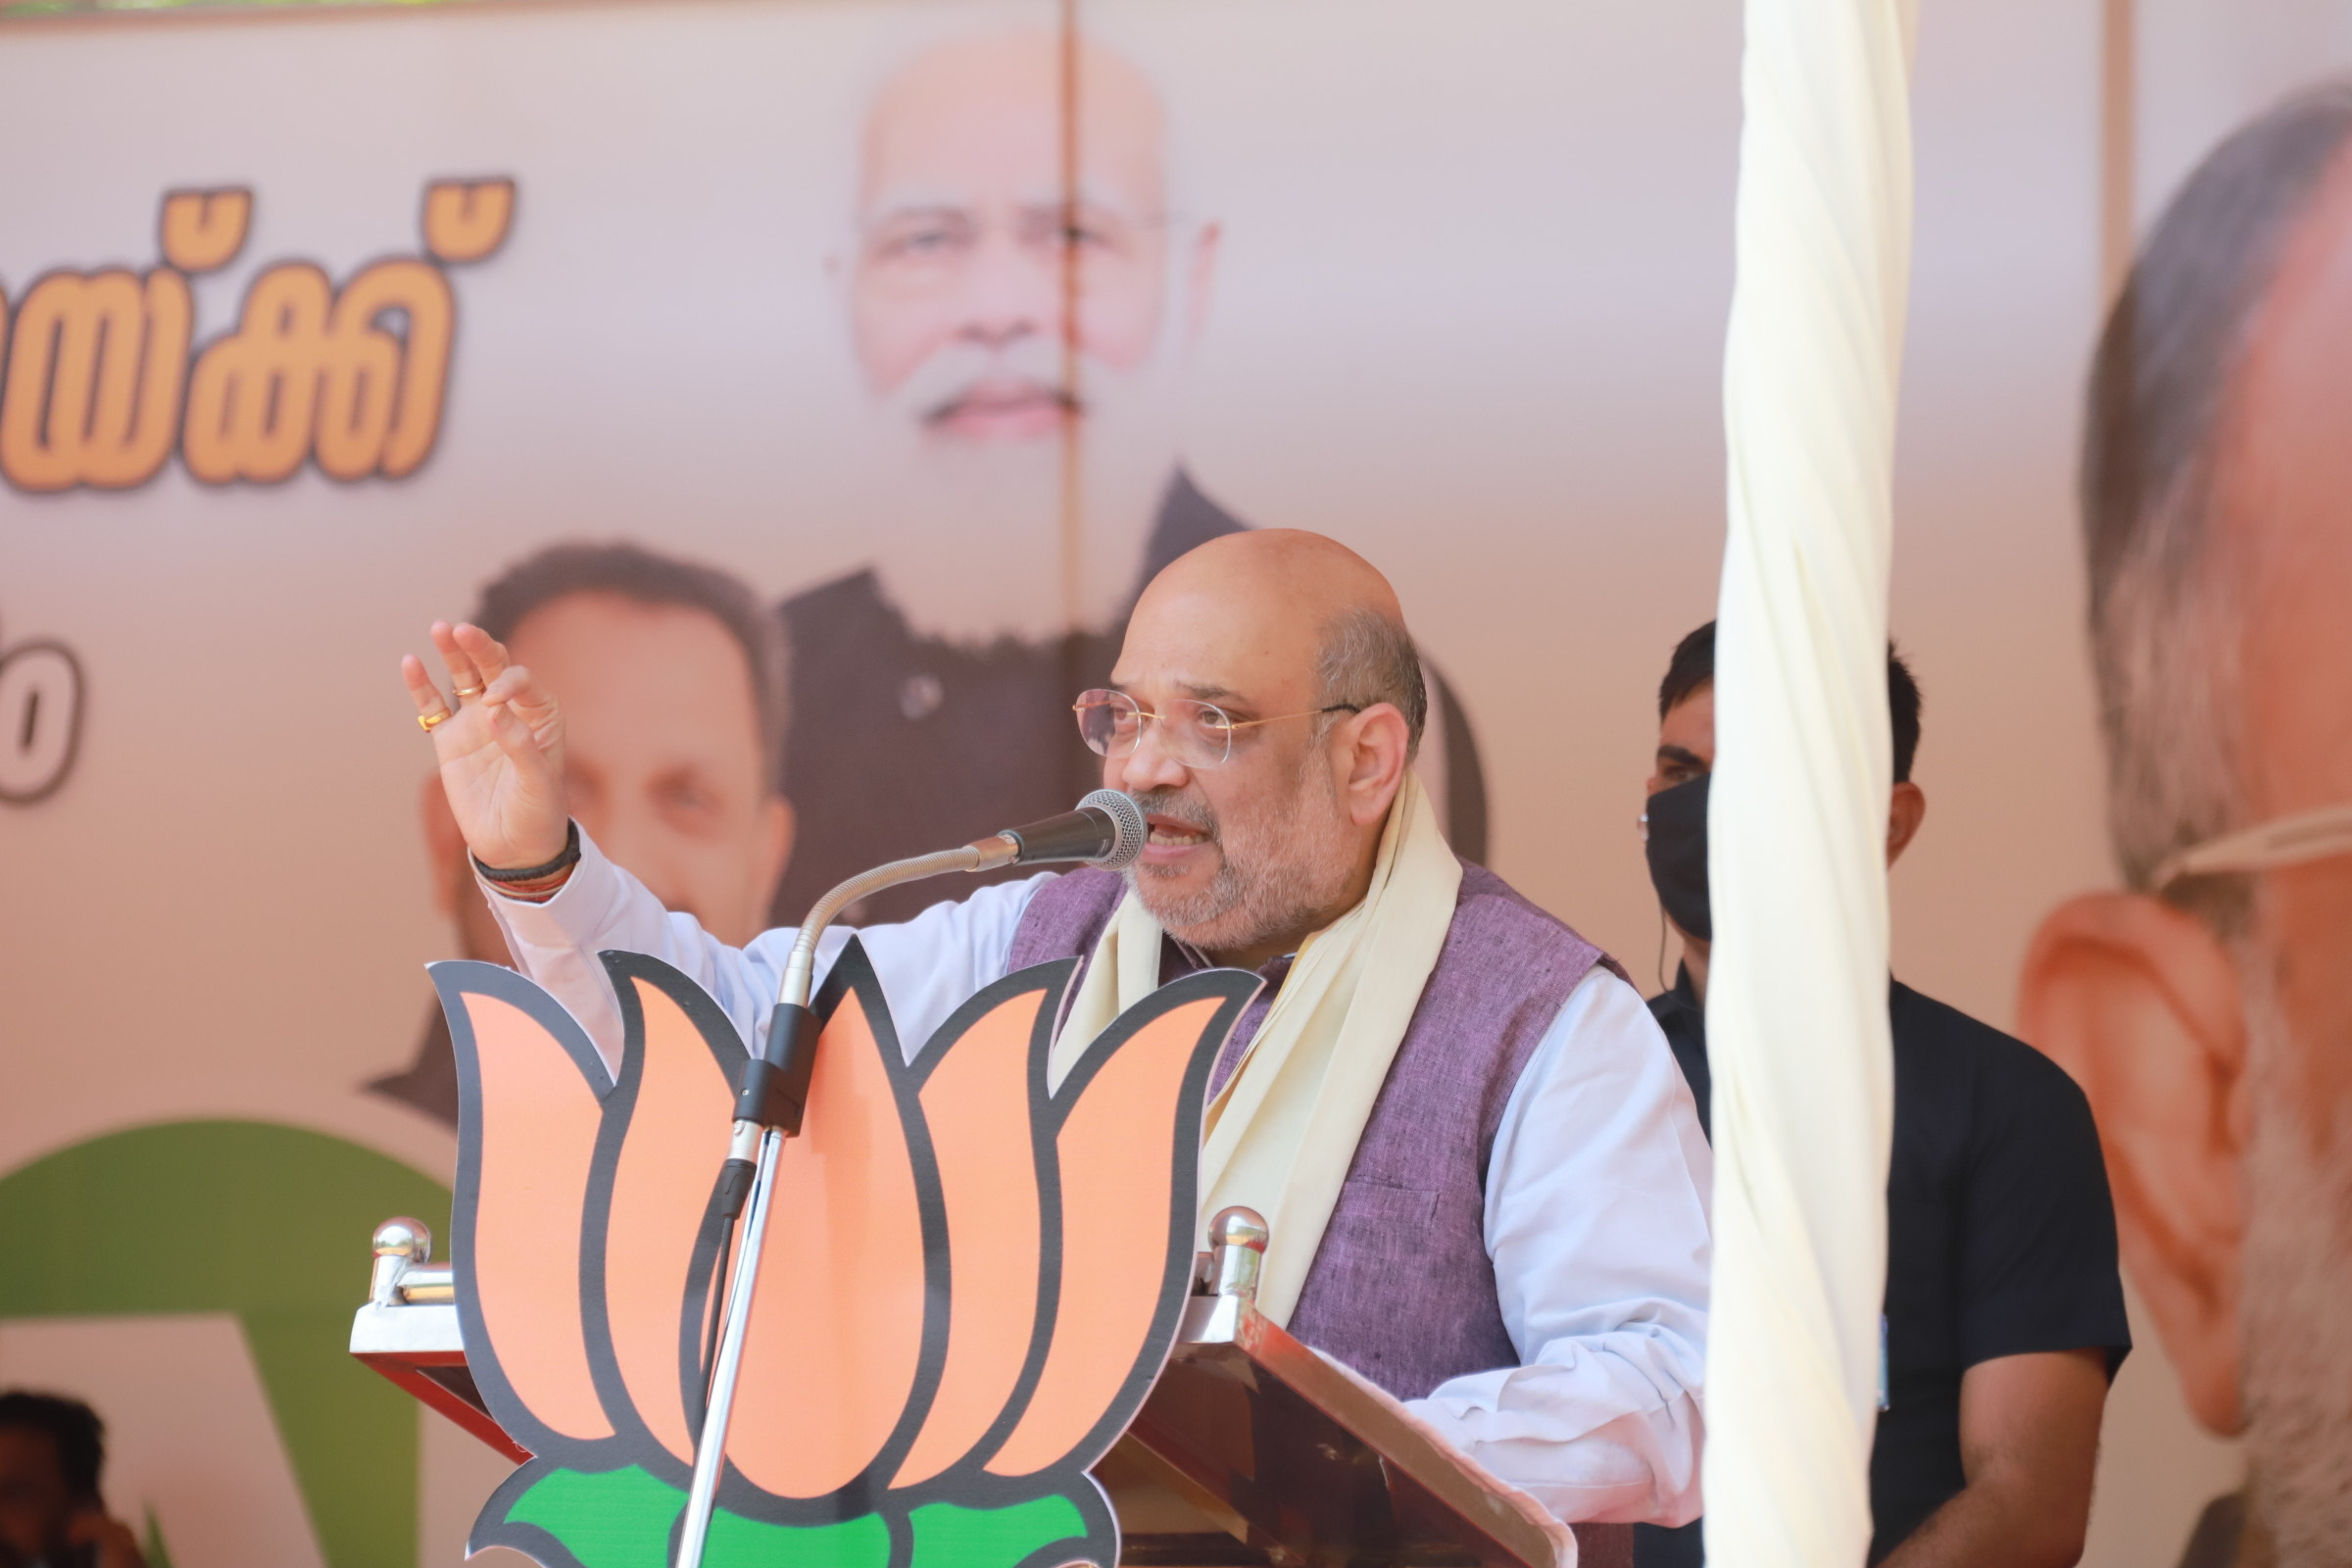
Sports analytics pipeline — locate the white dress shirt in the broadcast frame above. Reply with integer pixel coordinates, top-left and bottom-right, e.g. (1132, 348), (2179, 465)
(484, 831), (1713, 1525)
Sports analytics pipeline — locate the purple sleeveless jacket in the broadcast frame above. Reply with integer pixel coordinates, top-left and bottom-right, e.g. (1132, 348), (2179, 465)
(1006, 861), (1620, 1401)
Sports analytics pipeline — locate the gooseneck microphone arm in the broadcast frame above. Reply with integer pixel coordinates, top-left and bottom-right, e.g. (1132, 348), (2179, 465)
(777, 839), (1014, 1008)
(673, 790), (1146, 1568)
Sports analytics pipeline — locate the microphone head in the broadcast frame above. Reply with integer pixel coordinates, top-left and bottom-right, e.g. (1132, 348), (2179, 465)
(1077, 788), (1148, 871)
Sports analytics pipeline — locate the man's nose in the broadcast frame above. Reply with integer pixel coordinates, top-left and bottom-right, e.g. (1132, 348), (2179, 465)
(1108, 723), (1193, 794)
(955, 227), (1059, 348)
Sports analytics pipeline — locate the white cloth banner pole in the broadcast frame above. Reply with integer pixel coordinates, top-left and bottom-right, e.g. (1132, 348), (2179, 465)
(1704, 0), (1916, 1560)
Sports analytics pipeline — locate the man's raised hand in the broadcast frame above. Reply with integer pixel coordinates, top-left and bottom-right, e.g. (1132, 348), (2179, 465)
(401, 621), (571, 870)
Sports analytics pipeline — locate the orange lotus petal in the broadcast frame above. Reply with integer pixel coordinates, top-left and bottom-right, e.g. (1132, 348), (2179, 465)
(601, 971), (743, 1466)
(439, 966), (614, 1449)
(888, 987), (1048, 1489)
(727, 981), (930, 1499)
(987, 994), (1233, 1478)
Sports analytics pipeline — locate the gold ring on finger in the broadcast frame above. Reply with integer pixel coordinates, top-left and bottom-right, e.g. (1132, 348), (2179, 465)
(453, 684), (485, 701)
(418, 708), (454, 733)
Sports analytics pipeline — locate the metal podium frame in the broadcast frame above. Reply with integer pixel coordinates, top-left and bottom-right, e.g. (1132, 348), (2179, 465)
(352, 1217), (1623, 1568)
(349, 1217), (529, 1464)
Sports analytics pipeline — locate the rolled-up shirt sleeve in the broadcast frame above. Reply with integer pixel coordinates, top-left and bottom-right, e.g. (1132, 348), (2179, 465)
(1406, 967), (1713, 1526)
(480, 827), (1049, 1072)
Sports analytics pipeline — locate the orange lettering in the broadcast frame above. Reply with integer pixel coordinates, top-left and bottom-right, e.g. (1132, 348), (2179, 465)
(182, 263), (333, 486)
(160, 188), (252, 274)
(422, 178), (515, 265)
(0, 269), (191, 493)
(0, 181), (507, 493)
(327, 259), (455, 479)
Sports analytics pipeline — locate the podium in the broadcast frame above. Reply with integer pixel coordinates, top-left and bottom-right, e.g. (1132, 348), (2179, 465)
(354, 1217), (1631, 1568)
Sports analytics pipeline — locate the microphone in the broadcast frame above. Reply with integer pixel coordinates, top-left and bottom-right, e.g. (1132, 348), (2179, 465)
(755, 786), (1147, 1121)
(991, 788), (1149, 870)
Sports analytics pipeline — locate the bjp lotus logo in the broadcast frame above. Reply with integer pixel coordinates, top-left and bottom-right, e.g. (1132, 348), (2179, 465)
(431, 944), (1253, 1568)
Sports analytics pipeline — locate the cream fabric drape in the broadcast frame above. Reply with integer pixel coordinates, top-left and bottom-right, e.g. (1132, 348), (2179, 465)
(1705, 0), (1916, 1560)
(1054, 772), (1462, 1327)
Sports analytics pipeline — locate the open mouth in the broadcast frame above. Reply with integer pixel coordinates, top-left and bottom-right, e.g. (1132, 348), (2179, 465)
(1140, 812), (1214, 863)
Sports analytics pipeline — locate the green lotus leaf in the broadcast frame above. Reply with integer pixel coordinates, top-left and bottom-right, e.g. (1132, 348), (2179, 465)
(488, 1464), (1098, 1568)
(908, 1494), (1093, 1566)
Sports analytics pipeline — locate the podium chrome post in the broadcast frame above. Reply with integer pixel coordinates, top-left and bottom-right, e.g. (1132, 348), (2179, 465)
(1208, 1205), (1268, 1302)
(673, 1123), (786, 1566)
(671, 838), (1012, 1568)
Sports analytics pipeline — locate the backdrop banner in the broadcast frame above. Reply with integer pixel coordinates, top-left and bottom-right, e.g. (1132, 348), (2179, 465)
(6, 1), (2339, 1563)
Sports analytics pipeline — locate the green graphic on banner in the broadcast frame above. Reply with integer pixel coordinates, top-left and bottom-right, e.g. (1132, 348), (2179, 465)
(140, 1508), (176, 1568)
(0, 1120), (452, 1568)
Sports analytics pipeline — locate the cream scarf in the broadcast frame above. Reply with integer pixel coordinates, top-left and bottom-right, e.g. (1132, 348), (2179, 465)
(1052, 771), (1462, 1326)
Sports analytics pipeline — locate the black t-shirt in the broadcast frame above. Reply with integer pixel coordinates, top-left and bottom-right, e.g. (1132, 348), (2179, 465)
(1634, 972), (2131, 1567)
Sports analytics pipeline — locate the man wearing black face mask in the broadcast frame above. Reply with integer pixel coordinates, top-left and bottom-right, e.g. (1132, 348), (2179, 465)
(1633, 623), (2129, 1568)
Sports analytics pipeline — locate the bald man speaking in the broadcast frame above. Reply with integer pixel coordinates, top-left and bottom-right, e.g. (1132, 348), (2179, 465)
(405, 531), (1711, 1528)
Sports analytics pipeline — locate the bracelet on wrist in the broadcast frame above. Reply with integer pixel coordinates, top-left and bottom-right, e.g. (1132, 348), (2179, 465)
(491, 867), (574, 899)
(474, 819), (581, 885)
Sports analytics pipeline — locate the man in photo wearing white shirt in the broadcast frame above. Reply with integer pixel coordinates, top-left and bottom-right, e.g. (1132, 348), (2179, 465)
(401, 527), (1711, 1535)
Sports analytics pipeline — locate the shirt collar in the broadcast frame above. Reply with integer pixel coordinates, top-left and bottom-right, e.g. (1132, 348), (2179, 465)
(1161, 933), (1298, 993)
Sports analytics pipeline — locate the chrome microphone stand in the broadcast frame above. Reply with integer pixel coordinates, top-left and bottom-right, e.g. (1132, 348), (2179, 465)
(672, 790), (1145, 1568)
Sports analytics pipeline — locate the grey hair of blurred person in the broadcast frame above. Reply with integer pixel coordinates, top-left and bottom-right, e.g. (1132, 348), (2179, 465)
(2082, 82), (2352, 930)
(2084, 82), (2352, 1560)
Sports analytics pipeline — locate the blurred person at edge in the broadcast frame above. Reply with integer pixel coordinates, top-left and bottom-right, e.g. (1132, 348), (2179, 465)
(402, 529), (1713, 1533)
(773, 27), (1490, 923)
(1634, 625), (2128, 1568)
(369, 542), (793, 1126)
(2021, 82), (2352, 1568)
(0, 1394), (143, 1568)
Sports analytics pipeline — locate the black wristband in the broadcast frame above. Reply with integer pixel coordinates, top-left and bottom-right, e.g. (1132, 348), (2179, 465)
(473, 819), (581, 883)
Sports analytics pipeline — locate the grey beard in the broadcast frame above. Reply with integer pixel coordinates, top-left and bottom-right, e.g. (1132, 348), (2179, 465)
(1127, 763), (1354, 958)
(2238, 949), (2352, 1565)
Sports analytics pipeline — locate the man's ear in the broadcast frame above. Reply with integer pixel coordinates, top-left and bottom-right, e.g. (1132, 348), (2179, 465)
(1886, 781), (1927, 864)
(419, 773), (468, 922)
(1336, 703), (1410, 828)
(2018, 891), (2250, 1435)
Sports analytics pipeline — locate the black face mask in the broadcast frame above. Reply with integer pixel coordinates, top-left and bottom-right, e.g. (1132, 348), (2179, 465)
(1642, 772), (1712, 943)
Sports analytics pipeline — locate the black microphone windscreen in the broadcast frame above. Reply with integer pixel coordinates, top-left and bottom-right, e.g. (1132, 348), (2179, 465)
(1002, 790), (1147, 869)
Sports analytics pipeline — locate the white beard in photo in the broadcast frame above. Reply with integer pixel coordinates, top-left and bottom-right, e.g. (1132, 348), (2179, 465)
(848, 293), (1196, 649)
